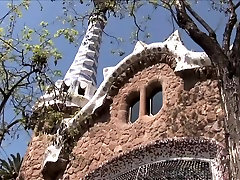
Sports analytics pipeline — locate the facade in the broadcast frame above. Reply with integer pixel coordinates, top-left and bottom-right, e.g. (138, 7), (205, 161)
(19, 12), (228, 180)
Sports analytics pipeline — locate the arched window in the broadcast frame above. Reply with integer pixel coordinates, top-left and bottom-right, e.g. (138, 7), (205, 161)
(127, 91), (140, 123)
(78, 85), (85, 96)
(147, 83), (163, 116)
(129, 100), (140, 123)
(126, 82), (162, 123)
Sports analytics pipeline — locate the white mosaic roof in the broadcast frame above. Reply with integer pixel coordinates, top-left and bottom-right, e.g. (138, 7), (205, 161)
(79, 30), (211, 115)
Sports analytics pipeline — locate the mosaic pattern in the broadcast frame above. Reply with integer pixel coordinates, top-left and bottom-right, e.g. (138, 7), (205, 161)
(39, 12), (107, 166)
(64, 12), (107, 99)
(113, 159), (212, 180)
(85, 138), (227, 179)
(36, 12), (107, 110)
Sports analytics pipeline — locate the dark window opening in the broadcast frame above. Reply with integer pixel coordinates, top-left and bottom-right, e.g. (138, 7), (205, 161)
(147, 85), (163, 116)
(78, 86), (85, 96)
(62, 83), (69, 92)
(129, 100), (140, 123)
(127, 92), (140, 123)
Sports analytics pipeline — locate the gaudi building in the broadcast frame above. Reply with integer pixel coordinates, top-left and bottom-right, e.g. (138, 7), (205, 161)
(18, 4), (228, 180)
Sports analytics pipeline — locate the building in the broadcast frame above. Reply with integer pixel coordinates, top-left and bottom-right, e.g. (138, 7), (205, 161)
(19, 9), (227, 180)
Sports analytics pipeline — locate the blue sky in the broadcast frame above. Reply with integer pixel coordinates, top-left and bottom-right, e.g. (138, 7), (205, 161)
(0, 0), (230, 159)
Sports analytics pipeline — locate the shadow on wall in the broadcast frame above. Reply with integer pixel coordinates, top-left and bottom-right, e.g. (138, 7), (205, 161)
(180, 68), (216, 91)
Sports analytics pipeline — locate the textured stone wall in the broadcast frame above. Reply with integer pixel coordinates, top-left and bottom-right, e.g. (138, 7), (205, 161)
(18, 134), (51, 180)
(19, 62), (225, 179)
(62, 63), (225, 179)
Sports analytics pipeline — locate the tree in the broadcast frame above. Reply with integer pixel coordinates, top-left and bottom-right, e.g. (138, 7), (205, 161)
(0, 0), (79, 156)
(94, 0), (240, 178)
(0, 153), (22, 180)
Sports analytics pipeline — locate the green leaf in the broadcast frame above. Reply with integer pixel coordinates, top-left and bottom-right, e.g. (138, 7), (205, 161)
(53, 70), (62, 77)
(0, 28), (4, 36)
(0, 154), (22, 179)
(22, 0), (30, 10)
(40, 21), (48, 27)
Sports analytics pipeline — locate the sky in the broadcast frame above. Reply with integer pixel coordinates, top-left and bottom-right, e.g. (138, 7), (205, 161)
(0, 0), (232, 159)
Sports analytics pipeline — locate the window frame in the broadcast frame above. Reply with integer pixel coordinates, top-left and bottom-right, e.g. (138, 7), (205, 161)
(126, 81), (163, 123)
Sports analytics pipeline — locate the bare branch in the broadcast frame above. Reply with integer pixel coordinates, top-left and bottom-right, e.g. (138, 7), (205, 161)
(161, 1), (178, 32)
(0, 37), (22, 53)
(1, 61), (9, 91)
(130, 0), (143, 40)
(184, 2), (216, 38)
(0, 69), (37, 115)
(174, 0), (228, 68)
(232, 22), (240, 59)
(132, 13), (143, 32)
(0, 88), (5, 96)
(234, 1), (240, 9)
(222, 0), (237, 53)
(0, 118), (22, 145)
(103, 30), (120, 45)
(0, 4), (17, 24)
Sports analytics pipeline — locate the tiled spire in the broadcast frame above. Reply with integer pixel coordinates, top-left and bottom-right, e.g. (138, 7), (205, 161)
(35, 12), (106, 109)
(63, 12), (107, 100)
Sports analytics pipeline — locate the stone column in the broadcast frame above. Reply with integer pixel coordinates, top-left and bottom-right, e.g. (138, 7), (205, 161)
(140, 86), (147, 117)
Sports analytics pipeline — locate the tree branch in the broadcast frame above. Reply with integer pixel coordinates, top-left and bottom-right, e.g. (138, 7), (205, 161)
(161, 1), (178, 32)
(222, 0), (237, 53)
(184, 2), (216, 38)
(0, 88), (5, 96)
(0, 69), (37, 115)
(174, 0), (228, 68)
(130, 0), (143, 41)
(1, 61), (9, 91)
(0, 119), (21, 145)
(231, 22), (240, 61)
(234, 1), (240, 9)
(0, 37), (22, 54)
(0, 3), (17, 24)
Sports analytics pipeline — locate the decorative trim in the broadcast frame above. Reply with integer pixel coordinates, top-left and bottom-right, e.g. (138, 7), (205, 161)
(85, 137), (227, 180)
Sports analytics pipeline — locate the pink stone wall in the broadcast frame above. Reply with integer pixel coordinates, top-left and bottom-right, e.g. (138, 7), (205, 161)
(19, 135), (51, 180)
(63, 63), (225, 179)
(20, 62), (225, 179)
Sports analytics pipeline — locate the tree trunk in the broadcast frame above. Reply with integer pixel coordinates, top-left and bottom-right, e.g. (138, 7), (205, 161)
(174, 3), (240, 178)
(219, 62), (240, 179)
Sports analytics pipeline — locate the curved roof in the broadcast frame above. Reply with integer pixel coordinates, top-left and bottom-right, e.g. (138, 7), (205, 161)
(76, 30), (211, 117)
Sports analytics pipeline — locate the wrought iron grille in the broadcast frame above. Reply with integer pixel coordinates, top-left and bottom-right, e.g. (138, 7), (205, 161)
(112, 159), (212, 180)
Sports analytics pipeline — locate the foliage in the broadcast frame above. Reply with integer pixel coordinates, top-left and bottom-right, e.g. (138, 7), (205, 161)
(0, 153), (22, 180)
(0, 0), (84, 156)
(33, 107), (65, 134)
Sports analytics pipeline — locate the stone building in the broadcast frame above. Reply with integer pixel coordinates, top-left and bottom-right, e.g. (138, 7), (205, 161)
(19, 9), (228, 180)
